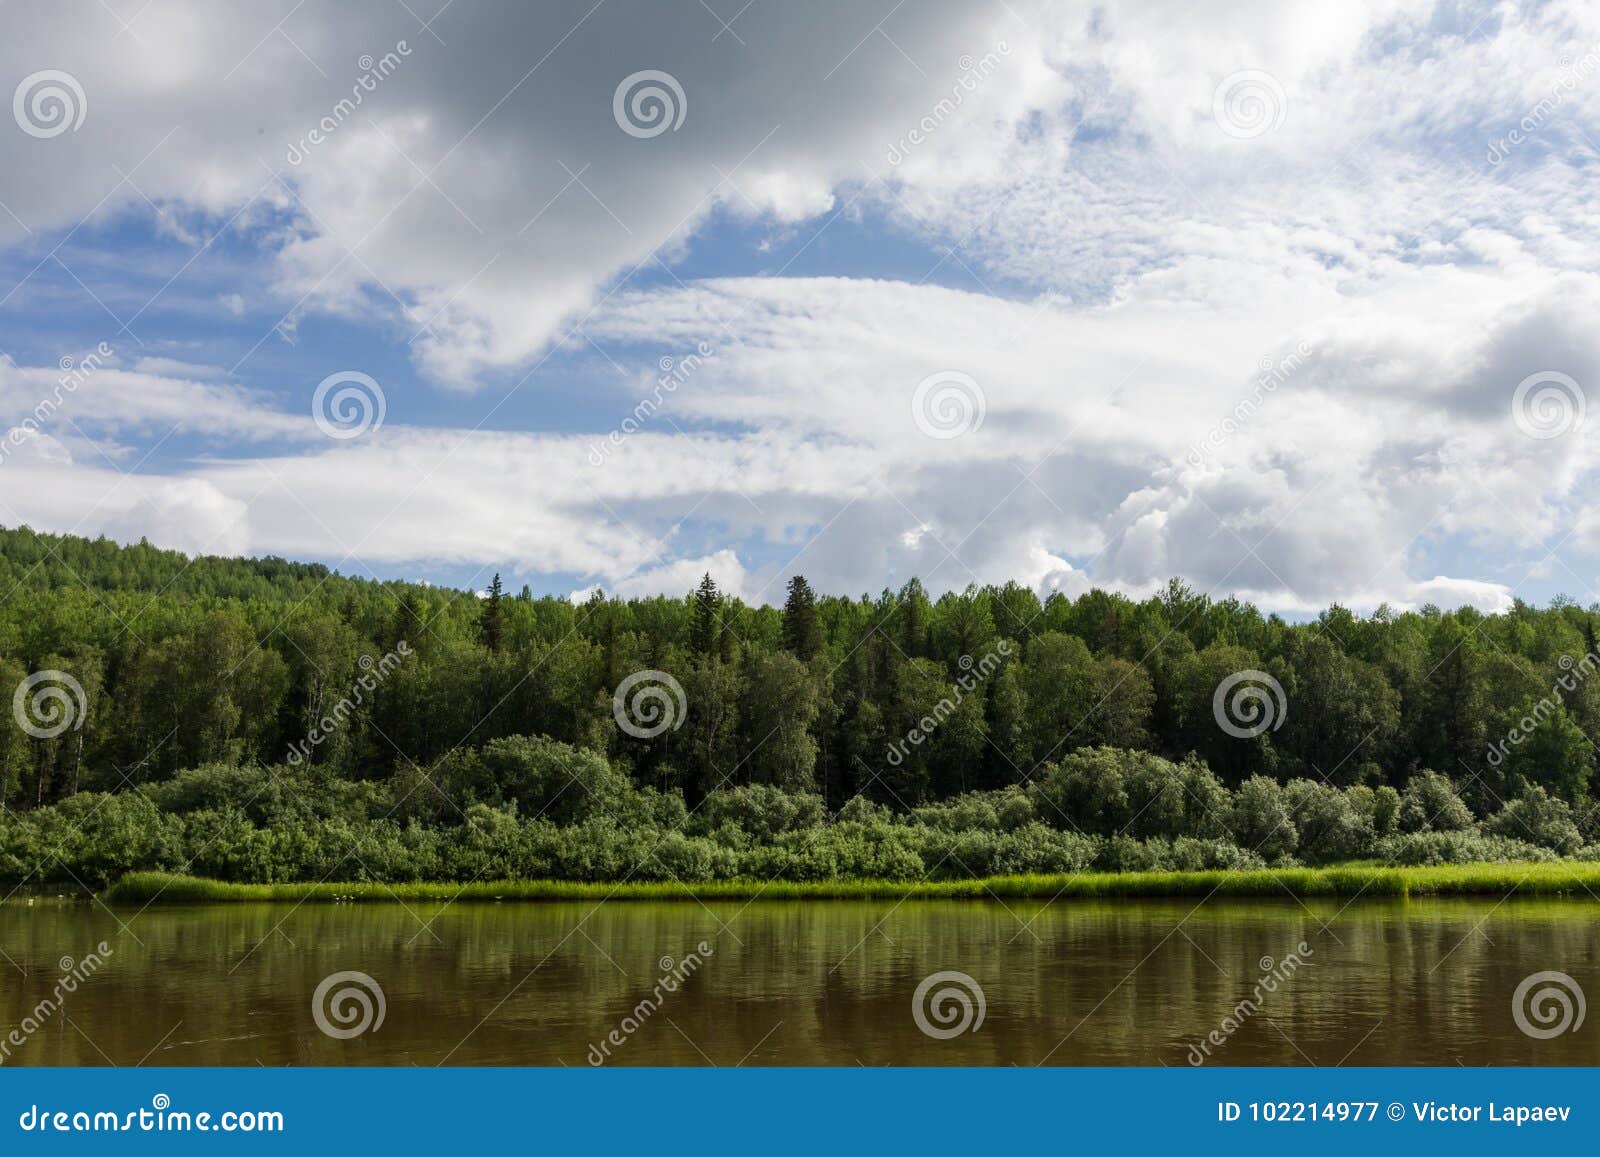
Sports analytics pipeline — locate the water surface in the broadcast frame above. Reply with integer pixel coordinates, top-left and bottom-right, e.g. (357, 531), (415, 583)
(1, 896), (1595, 1065)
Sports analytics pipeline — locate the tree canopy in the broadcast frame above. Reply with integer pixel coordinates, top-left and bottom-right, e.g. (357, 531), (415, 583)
(0, 525), (1595, 887)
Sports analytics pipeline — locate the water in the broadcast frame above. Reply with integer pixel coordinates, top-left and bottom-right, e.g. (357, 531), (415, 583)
(1, 897), (1595, 1065)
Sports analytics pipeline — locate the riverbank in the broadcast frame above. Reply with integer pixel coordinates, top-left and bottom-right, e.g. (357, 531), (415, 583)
(101, 861), (1600, 905)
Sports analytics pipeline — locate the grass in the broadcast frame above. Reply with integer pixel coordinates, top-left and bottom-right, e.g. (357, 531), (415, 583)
(101, 861), (1600, 906)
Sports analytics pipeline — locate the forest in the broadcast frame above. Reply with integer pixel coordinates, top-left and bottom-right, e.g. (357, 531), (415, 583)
(0, 524), (1597, 889)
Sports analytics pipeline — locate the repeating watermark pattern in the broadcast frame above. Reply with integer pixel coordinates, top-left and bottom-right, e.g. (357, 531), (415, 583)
(912, 370), (985, 439)
(0, 343), (113, 468)
(312, 971), (386, 1039)
(12, 670), (88, 740)
(1486, 43), (1600, 166)
(13, 70), (86, 139)
(613, 70), (686, 138)
(911, 970), (986, 1039)
(1185, 944), (1313, 1065)
(612, 669), (687, 739)
(886, 641), (1011, 767)
(286, 41), (413, 166)
(1212, 669), (1287, 739)
(1511, 370), (1584, 439)
(1487, 647), (1599, 767)
(1511, 970), (1585, 1039)
(588, 341), (715, 466)
(886, 43), (1012, 166)
(285, 642), (411, 766)
(1186, 341), (1313, 467)
(0, 943), (113, 1064)
(1212, 70), (1286, 140)
(312, 370), (387, 440)
(586, 943), (714, 1065)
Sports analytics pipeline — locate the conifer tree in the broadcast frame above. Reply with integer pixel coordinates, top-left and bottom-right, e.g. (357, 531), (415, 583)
(480, 573), (504, 652)
(782, 574), (821, 659)
(690, 573), (721, 657)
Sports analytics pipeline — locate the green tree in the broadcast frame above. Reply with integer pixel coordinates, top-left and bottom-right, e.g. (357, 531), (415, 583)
(480, 573), (504, 652)
(741, 652), (820, 792)
(781, 575), (821, 660)
(1494, 700), (1590, 806)
(690, 573), (721, 657)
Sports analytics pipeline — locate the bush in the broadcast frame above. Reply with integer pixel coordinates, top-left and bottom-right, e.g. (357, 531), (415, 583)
(1030, 748), (1223, 840)
(837, 796), (890, 825)
(1483, 786), (1584, 855)
(1284, 780), (1376, 862)
(1376, 830), (1556, 866)
(1228, 776), (1298, 860)
(1168, 836), (1266, 872)
(694, 784), (825, 841)
(1347, 784), (1401, 838)
(11, 734), (1600, 891)
(1399, 770), (1474, 833)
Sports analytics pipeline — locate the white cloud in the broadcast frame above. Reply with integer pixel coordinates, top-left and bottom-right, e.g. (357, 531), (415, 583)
(4, 0), (1600, 612)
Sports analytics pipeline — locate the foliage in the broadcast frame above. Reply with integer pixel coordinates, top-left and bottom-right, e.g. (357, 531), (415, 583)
(1398, 770), (1476, 833)
(1, 528), (1598, 885)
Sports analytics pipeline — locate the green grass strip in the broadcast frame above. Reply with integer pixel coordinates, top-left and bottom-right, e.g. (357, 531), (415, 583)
(100, 862), (1600, 906)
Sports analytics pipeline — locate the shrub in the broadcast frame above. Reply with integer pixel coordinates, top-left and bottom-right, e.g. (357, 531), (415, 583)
(1398, 770), (1474, 833)
(1347, 784), (1401, 838)
(1167, 837), (1266, 872)
(1376, 830), (1556, 866)
(1483, 786), (1584, 855)
(1284, 780), (1376, 862)
(1228, 776), (1298, 860)
(694, 785), (825, 841)
(910, 789), (1033, 833)
(1031, 747), (1219, 840)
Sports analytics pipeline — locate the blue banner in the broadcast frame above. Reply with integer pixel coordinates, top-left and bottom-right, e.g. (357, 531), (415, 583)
(1, 1068), (1592, 1153)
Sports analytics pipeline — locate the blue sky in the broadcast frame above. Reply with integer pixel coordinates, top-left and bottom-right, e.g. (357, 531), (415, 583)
(2, 0), (1599, 612)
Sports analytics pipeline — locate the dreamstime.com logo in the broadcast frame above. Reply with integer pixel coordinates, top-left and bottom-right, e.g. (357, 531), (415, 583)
(12, 669), (87, 740)
(911, 970), (986, 1040)
(0, 341), (114, 468)
(613, 70), (686, 138)
(1511, 370), (1584, 439)
(1485, 42), (1600, 166)
(285, 641), (411, 766)
(588, 341), (716, 465)
(886, 43), (1011, 166)
(1186, 943), (1313, 1064)
(13, 70), (86, 138)
(1512, 971), (1585, 1040)
(1488, 647), (1600, 767)
(912, 370), (985, 439)
(1212, 70), (1285, 139)
(312, 971), (386, 1039)
(1186, 340), (1314, 467)
(886, 642), (1011, 767)
(286, 41), (413, 165)
(17, 1095), (283, 1134)
(587, 943), (714, 1065)
(612, 669), (687, 739)
(313, 370), (386, 439)
(0, 943), (113, 1064)
(1212, 668), (1287, 739)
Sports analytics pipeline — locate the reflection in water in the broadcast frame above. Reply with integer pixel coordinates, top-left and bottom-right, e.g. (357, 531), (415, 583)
(1, 897), (1596, 1065)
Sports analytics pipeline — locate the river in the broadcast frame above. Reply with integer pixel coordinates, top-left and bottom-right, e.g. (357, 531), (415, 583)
(1, 896), (1594, 1065)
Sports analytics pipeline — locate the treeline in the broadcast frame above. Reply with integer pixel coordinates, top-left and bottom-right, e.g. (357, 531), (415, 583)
(0, 524), (1598, 826)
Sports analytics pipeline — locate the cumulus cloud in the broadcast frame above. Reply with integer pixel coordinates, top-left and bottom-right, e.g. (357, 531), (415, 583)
(2, 0), (1598, 612)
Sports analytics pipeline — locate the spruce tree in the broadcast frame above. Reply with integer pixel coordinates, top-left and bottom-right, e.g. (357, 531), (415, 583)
(782, 574), (821, 659)
(481, 573), (504, 652)
(690, 573), (720, 656)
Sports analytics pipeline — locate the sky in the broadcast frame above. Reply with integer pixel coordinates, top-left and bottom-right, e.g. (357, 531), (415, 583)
(1, 0), (1599, 614)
